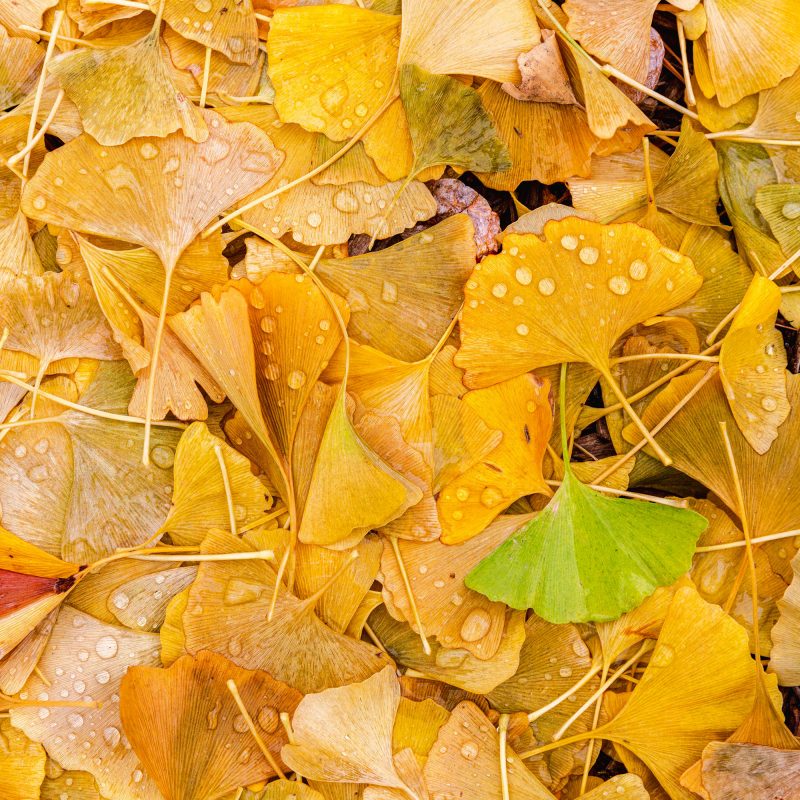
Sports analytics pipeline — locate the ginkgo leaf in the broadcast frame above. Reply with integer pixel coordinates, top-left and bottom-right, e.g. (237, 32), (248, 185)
(465, 450), (706, 623)
(299, 389), (422, 549)
(0, 717), (46, 800)
(40, 767), (103, 800)
(0, 0), (56, 34)
(108, 566), (196, 632)
(182, 529), (394, 693)
(756, 182), (800, 258)
(281, 667), (406, 789)
(47, 18), (207, 146)
(228, 106), (436, 246)
(10, 607), (163, 800)
(368, 604), (526, 694)
(668, 225), (753, 338)
(0, 269), (119, 390)
(0, 526), (78, 579)
(564, 0), (659, 83)
(268, 5), (399, 141)
(771, 549), (800, 686)
(397, 0), (540, 83)
(152, 0), (259, 64)
(120, 650), (302, 800)
(625, 370), (800, 539)
(261, 781), (326, 800)
(381, 515), (533, 658)
(719, 274), (789, 454)
(703, 0), (800, 106)
(0, 608), (57, 695)
(314, 215), (475, 361)
(0, 28), (42, 109)
(571, 121), (720, 228)
(579, 775), (650, 800)
(698, 743), (800, 800)
(578, 586), (767, 800)
(430, 393), (502, 492)
(475, 79), (601, 188)
(423, 701), (554, 800)
(160, 421), (269, 545)
(400, 64), (511, 178)
(455, 218), (703, 391)
(0, 583), (71, 661)
(21, 109), (282, 275)
(437, 373), (552, 544)
(294, 536), (382, 634)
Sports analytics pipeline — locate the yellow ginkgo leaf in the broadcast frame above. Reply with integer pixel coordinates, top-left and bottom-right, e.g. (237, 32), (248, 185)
(0, 717), (46, 800)
(281, 667), (408, 790)
(719, 275), (789, 454)
(455, 218), (701, 464)
(299, 389), (422, 549)
(626, 370), (800, 539)
(183, 529), (394, 694)
(771, 549), (800, 686)
(0, 526), (78, 579)
(10, 607), (163, 800)
(423, 701), (554, 800)
(0, 28), (42, 109)
(564, 0), (659, 82)
(398, 0), (540, 83)
(268, 5), (400, 141)
(380, 515), (533, 659)
(152, 0), (259, 64)
(475, 79), (603, 188)
(668, 225), (753, 339)
(47, 16), (207, 146)
(0, 0), (56, 35)
(294, 536), (382, 634)
(438, 373), (552, 544)
(160, 422), (270, 545)
(547, 586), (764, 800)
(40, 767), (103, 800)
(430, 393), (503, 492)
(120, 650), (302, 800)
(0, 608), (58, 695)
(579, 775), (650, 800)
(229, 107), (436, 246)
(703, 0), (800, 107)
(315, 215), (476, 361)
(368, 604), (526, 694)
(756, 182), (800, 257)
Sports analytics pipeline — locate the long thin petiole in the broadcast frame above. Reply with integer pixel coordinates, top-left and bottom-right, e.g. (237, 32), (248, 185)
(695, 527), (800, 553)
(214, 444), (238, 537)
(389, 536), (431, 655)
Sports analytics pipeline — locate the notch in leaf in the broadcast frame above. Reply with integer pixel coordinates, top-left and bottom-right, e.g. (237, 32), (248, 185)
(465, 364), (707, 624)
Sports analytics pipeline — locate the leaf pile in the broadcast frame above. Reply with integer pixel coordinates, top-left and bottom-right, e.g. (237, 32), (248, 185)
(1, 1), (800, 799)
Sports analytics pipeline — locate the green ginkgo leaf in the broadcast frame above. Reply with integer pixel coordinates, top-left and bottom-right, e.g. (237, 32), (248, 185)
(400, 63), (511, 178)
(465, 365), (707, 624)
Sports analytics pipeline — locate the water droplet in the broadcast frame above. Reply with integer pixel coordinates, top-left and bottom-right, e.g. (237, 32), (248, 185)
(460, 742), (479, 760)
(559, 666), (572, 678)
(306, 212), (322, 228)
(14, 444), (26, 458)
(480, 486), (503, 508)
(67, 713), (84, 729)
(112, 592), (130, 611)
(139, 143), (159, 160)
(73, 679), (86, 694)
(434, 579), (445, 588)
(27, 465), (48, 482)
(782, 202), (800, 220)
(257, 706), (279, 733)
(233, 714), (249, 733)
(333, 188), (358, 213)
(608, 275), (630, 295)
(320, 81), (349, 115)
(515, 266), (532, 286)
(96, 670), (110, 685)
(492, 282), (507, 298)
(354, 103), (368, 117)
(381, 281), (398, 303)
(77, 650), (89, 662)
(455, 487), (469, 501)
(561, 235), (578, 251)
(95, 636), (118, 659)
(150, 445), (174, 469)
(660, 247), (682, 263)
(32, 196), (47, 210)
(538, 278), (556, 296)
(761, 396), (778, 411)
(516, 323), (529, 336)
(460, 609), (491, 642)
(34, 438), (49, 454)
(755, 364), (766, 374)
(579, 246), (599, 265)
(194, 0), (212, 10)
(228, 36), (244, 54)
(103, 726), (121, 748)
(452, 510), (464, 521)
(264, 363), (280, 381)
(287, 370), (307, 390)
(132, 769), (143, 784)
(629, 259), (648, 280)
